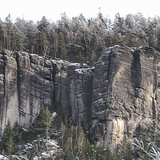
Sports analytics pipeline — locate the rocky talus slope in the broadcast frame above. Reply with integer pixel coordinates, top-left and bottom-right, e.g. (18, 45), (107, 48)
(0, 45), (160, 150)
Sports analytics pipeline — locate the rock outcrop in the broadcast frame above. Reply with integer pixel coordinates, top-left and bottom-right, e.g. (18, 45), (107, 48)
(0, 51), (55, 133)
(1, 45), (160, 151)
(68, 64), (94, 130)
(90, 45), (160, 151)
(0, 50), (94, 135)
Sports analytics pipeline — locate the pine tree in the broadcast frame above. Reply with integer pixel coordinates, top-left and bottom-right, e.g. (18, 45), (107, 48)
(4, 14), (12, 50)
(26, 20), (39, 53)
(37, 31), (49, 56)
(0, 120), (14, 154)
(58, 32), (67, 58)
(13, 121), (24, 148)
(42, 107), (53, 139)
(34, 107), (54, 139)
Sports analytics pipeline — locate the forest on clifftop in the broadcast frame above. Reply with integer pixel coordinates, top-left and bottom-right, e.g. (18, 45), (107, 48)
(0, 12), (160, 63)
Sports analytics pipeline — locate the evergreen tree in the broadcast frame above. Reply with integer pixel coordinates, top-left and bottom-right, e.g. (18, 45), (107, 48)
(37, 31), (49, 56)
(33, 107), (54, 139)
(62, 124), (118, 160)
(0, 120), (14, 154)
(42, 107), (53, 139)
(58, 32), (67, 58)
(4, 14), (13, 50)
(25, 20), (38, 53)
(13, 122), (24, 147)
(37, 16), (50, 34)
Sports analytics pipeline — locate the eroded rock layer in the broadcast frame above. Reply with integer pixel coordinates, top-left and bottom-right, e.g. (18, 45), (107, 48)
(91, 45), (160, 151)
(0, 50), (94, 135)
(0, 45), (160, 150)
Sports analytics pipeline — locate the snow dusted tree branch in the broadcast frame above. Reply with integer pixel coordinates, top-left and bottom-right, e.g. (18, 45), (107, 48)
(133, 138), (160, 160)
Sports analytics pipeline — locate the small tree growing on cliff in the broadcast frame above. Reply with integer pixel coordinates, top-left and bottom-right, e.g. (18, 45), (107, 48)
(0, 120), (14, 154)
(33, 107), (54, 139)
(13, 121), (24, 150)
(42, 107), (53, 139)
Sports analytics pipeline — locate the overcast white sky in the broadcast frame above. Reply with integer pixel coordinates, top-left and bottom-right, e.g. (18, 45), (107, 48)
(0, 0), (160, 22)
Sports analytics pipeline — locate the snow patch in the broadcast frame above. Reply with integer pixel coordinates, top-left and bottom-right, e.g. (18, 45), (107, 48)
(11, 155), (20, 160)
(138, 46), (143, 49)
(102, 45), (120, 55)
(99, 93), (102, 96)
(0, 155), (9, 160)
(74, 67), (94, 75)
(41, 152), (49, 158)
(94, 98), (105, 105)
(52, 112), (57, 118)
(69, 63), (80, 67)
(130, 48), (135, 52)
(74, 69), (84, 74)
(33, 156), (39, 160)
(0, 155), (4, 158)
(22, 128), (28, 132)
(69, 63), (88, 68)
(46, 139), (59, 148)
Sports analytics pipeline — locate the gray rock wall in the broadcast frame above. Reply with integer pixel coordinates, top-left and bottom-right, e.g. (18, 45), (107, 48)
(68, 64), (94, 130)
(0, 51), (19, 133)
(91, 45), (160, 151)
(0, 51), (94, 135)
(1, 45), (160, 151)
(0, 51), (56, 134)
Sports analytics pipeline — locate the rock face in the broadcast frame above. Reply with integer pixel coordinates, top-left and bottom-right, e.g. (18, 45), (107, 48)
(0, 51), (19, 135)
(0, 45), (160, 151)
(68, 64), (94, 130)
(90, 45), (160, 151)
(0, 50), (94, 135)
(0, 51), (55, 133)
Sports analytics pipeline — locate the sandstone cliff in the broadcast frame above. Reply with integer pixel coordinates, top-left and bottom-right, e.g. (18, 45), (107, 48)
(0, 50), (94, 135)
(0, 45), (160, 151)
(0, 51), (54, 133)
(91, 45), (160, 151)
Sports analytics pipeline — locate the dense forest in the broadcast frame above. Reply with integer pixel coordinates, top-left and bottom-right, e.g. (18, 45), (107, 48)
(1, 12), (160, 63)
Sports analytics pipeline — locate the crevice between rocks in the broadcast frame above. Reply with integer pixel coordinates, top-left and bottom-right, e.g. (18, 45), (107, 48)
(52, 62), (57, 112)
(103, 48), (113, 147)
(2, 51), (6, 100)
(15, 52), (21, 116)
(0, 50), (6, 134)
(106, 49), (112, 109)
(131, 49), (142, 97)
